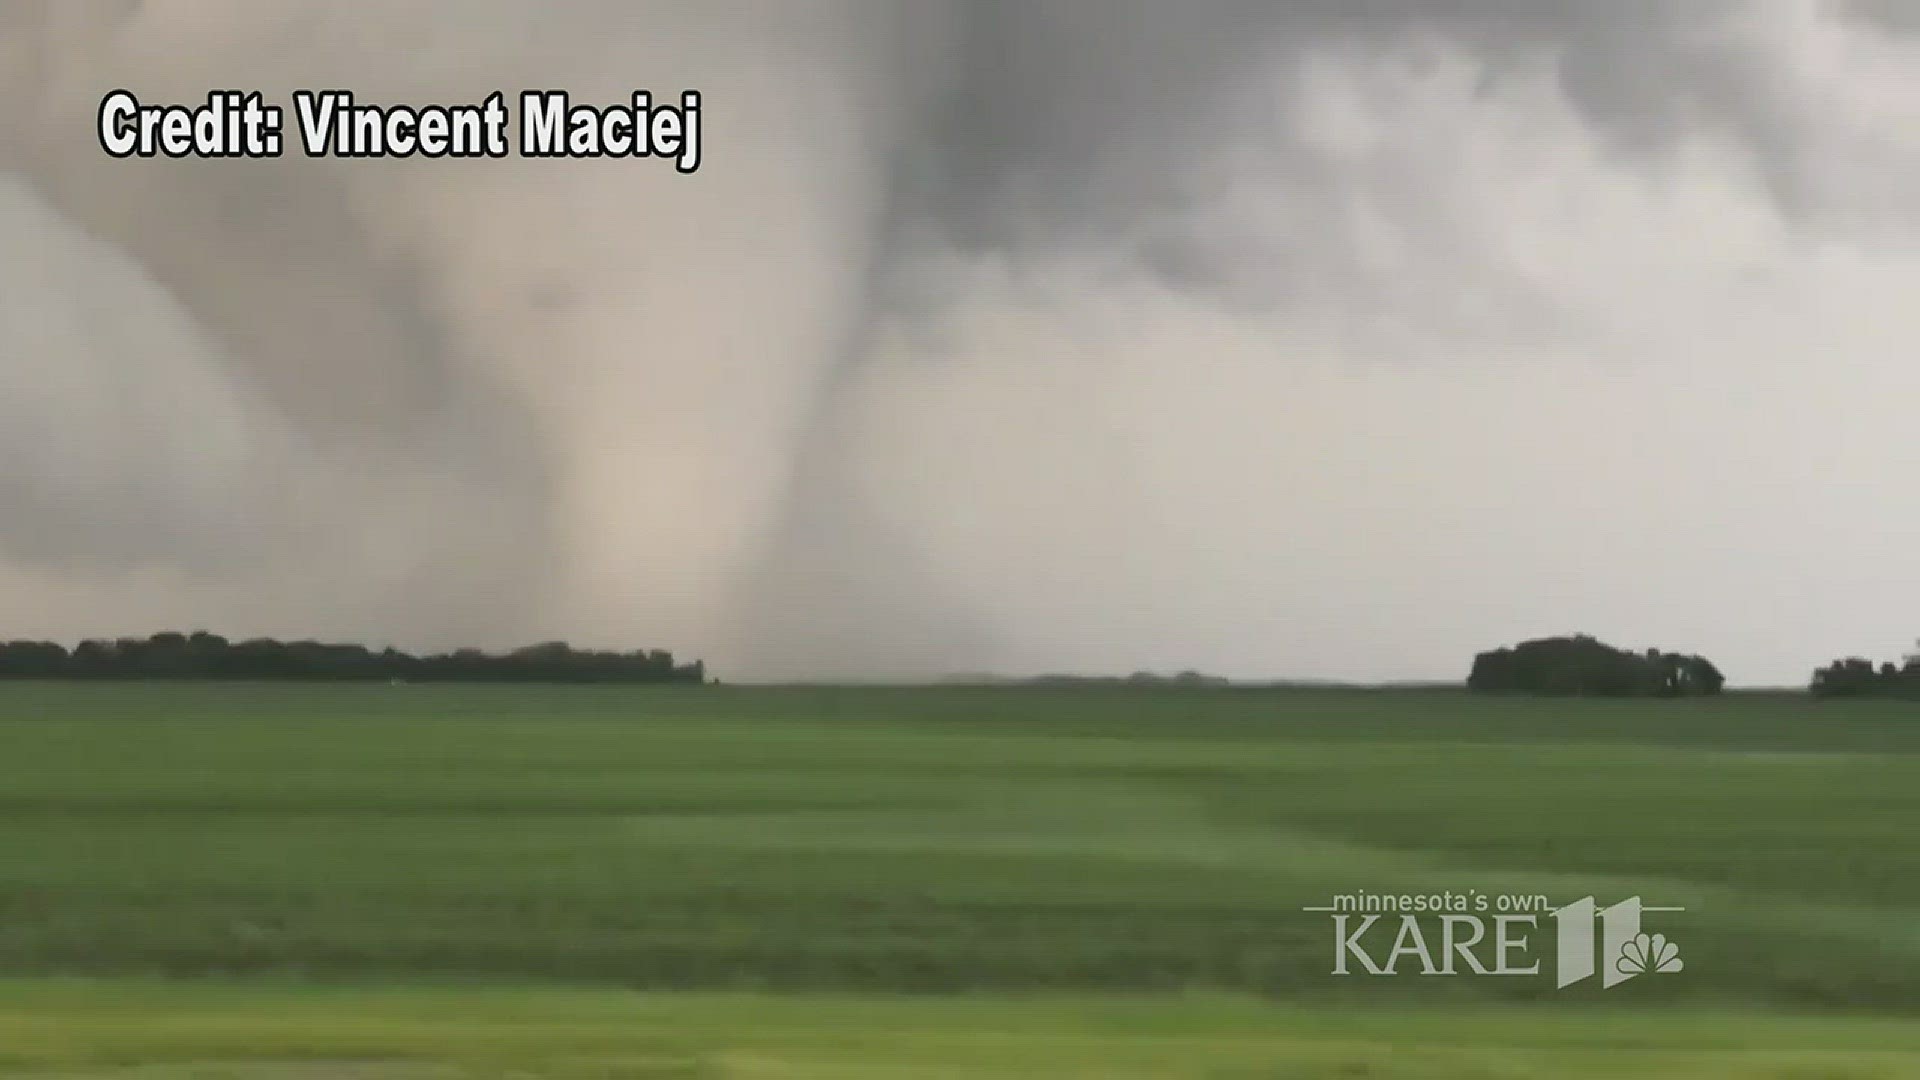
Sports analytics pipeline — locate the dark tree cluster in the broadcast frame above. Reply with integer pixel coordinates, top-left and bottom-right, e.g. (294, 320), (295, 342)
(1810, 643), (1920, 697)
(0, 632), (707, 684)
(1469, 635), (1725, 696)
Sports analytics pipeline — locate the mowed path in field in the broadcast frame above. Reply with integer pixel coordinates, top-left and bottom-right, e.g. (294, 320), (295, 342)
(0, 684), (1918, 1075)
(8, 984), (1920, 1079)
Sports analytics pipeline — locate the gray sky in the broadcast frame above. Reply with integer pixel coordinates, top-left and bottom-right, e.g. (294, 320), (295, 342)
(0, 1), (1916, 685)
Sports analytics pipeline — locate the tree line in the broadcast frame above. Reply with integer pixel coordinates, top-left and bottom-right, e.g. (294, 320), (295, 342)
(1469, 635), (1725, 696)
(0, 632), (707, 684)
(1810, 642), (1920, 697)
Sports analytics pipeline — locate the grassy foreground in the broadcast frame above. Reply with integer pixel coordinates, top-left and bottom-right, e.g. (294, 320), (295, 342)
(8, 983), (1920, 1079)
(1, 682), (1918, 1074)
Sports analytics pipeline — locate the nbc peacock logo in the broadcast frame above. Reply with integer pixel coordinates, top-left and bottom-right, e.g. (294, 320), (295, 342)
(1618, 932), (1685, 977)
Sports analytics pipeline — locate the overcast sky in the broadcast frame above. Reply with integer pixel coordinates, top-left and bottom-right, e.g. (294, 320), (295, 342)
(0, 1), (1916, 685)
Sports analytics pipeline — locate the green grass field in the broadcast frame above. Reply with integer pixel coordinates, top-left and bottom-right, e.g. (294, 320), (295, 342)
(2, 683), (1918, 1076)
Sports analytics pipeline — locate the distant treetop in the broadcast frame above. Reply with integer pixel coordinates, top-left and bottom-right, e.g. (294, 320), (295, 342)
(1469, 635), (1725, 697)
(1810, 641), (1920, 697)
(0, 632), (707, 684)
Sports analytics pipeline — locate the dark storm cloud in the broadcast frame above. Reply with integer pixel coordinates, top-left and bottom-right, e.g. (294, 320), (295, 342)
(0, 2), (1916, 681)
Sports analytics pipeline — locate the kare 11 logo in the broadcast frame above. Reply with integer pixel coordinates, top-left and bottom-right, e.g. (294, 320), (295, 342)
(1306, 891), (1685, 989)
